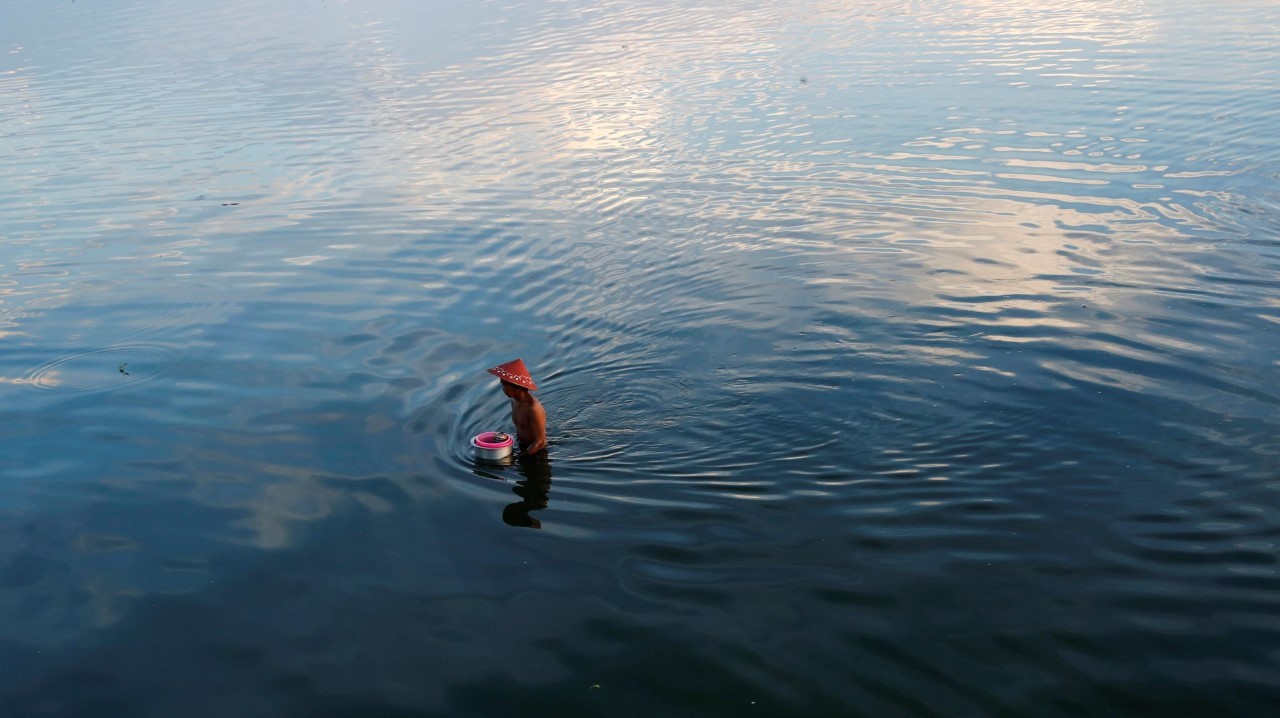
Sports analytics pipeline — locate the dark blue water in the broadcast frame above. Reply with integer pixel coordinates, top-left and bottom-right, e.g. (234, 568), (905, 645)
(2, 0), (1279, 715)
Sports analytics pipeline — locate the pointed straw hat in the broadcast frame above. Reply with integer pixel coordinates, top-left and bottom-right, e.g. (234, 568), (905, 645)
(487, 358), (537, 390)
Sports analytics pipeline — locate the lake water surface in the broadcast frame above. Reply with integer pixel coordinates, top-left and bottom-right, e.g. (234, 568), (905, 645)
(2, 0), (1279, 715)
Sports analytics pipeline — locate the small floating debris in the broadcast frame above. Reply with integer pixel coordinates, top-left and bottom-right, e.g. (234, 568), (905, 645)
(221, 202), (240, 206)
(118, 363), (129, 375)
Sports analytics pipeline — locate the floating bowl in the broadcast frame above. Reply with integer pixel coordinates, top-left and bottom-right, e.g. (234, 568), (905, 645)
(472, 431), (514, 461)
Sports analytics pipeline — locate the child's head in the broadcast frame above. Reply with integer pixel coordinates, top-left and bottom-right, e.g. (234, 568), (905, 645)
(500, 379), (529, 398)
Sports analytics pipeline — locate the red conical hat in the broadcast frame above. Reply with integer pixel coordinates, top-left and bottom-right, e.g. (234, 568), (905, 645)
(487, 358), (537, 390)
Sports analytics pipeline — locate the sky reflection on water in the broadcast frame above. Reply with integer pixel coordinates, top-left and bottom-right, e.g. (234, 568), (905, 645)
(2, 0), (1280, 715)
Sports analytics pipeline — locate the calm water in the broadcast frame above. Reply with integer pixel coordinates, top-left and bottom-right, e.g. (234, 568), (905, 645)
(2, 0), (1279, 715)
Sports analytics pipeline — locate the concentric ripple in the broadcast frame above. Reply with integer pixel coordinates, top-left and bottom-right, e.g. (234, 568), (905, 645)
(0, 0), (1278, 715)
(23, 344), (173, 392)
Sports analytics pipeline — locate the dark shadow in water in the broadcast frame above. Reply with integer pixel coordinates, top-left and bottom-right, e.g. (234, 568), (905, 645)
(502, 453), (553, 530)
(472, 453), (553, 530)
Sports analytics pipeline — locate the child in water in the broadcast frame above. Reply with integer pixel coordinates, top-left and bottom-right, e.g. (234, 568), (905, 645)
(488, 358), (547, 455)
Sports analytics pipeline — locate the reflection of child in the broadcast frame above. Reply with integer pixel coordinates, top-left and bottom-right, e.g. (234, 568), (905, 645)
(488, 358), (547, 455)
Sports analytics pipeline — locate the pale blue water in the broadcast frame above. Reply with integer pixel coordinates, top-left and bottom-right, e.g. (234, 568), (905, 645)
(2, 0), (1279, 715)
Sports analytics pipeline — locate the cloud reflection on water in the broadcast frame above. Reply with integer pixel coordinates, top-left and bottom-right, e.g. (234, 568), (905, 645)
(0, 5), (1277, 710)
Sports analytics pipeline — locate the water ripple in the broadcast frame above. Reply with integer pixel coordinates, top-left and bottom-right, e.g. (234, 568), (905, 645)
(2, 0), (1279, 714)
(19, 344), (174, 392)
